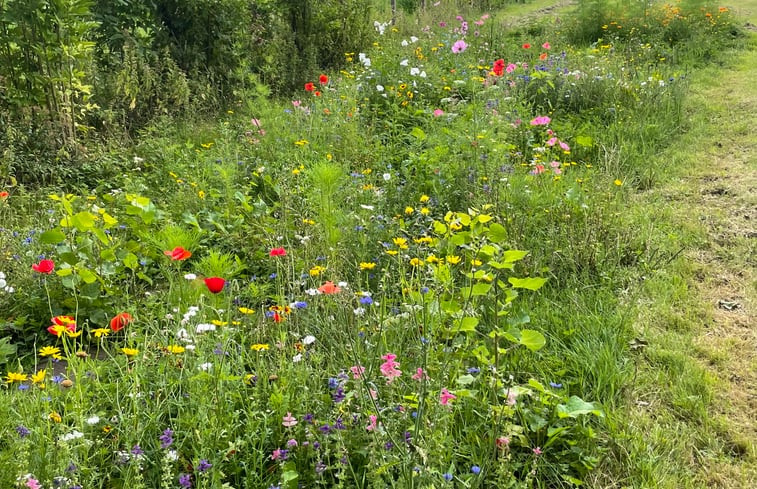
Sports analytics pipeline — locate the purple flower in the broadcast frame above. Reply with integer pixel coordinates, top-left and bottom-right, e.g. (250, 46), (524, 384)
(159, 428), (174, 449)
(197, 459), (212, 472)
(471, 465), (481, 475)
(131, 444), (144, 455)
(16, 425), (30, 438)
(179, 473), (192, 488)
(443, 473), (453, 481)
(359, 296), (373, 305)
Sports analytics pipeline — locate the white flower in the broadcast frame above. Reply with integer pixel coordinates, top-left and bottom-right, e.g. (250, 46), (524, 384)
(176, 328), (190, 341)
(401, 39), (409, 47)
(86, 416), (100, 425)
(292, 354), (303, 362)
(419, 71), (427, 78)
(400, 59), (409, 66)
(337, 281), (349, 288)
(184, 344), (196, 351)
(376, 85), (384, 92)
(184, 273), (197, 280)
(0, 278), (6, 289)
(374, 20), (388, 35)
(410, 67), (420, 76)
(410, 36), (418, 43)
(360, 204), (375, 210)
(305, 288), (320, 296)
(196, 323), (216, 333)
(359, 53), (371, 67)
(302, 335), (316, 345)
(60, 430), (84, 442)
(353, 307), (366, 316)
(166, 450), (179, 461)
(198, 362), (213, 371)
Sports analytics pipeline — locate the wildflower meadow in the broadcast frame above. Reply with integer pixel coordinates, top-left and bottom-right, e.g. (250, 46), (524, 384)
(0, 1), (751, 488)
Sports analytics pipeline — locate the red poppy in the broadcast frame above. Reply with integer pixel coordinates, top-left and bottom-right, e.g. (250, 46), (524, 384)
(539, 52), (548, 60)
(318, 281), (341, 295)
(522, 43), (531, 49)
(492, 58), (505, 76)
(32, 259), (55, 274)
(269, 247), (287, 257)
(314, 91), (321, 97)
(0, 191), (9, 200)
(110, 312), (133, 332)
(304, 82), (315, 92)
(272, 311), (282, 322)
(204, 277), (226, 294)
(319, 74), (328, 85)
(164, 247), (192, 261)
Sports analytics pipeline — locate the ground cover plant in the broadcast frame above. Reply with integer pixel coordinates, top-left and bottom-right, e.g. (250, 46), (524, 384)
(0, 1), (747, 487)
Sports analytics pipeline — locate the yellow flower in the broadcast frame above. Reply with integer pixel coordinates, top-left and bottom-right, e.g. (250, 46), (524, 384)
(405, 206), (414, 215)
(39, 346), (62, 359)
(426, 254), (440, 264)
(362, 168), (372, 175)
(238, 307), (255, 315)
(65, 330), (82, 339)
(419, 194), (430, 203)
(200, 142), (214, 149)
(31, 369), (46, 385)
(359, 262), (376, 271)
(121, 348), (139, 357)
(471, 259), (483, 267)
(614, 179), (623, 186)
(244, 374), (255, 385)
(211, 320), (228, 326)
(198, 190), (206, 199)
(294, 139), (309, 146)
(49, 412), (62, 423)
(409, 257), (423, 267)
(92, 328), (110, 338)
(420, 207), (431, 215)
(450, 222), (463, 231)
(309, 265), (326, 276)
(165, 345), (186, 354)
(392, 237), (408, 249)
(446, 255), (462, 265)
(385, 250), (399, 256)
(303, 218), (316, 225)
(250, 343), (270, 351)
(5, 371), (27, 384)
(362, 184), (374, 191)
(414, 236), (433, 245)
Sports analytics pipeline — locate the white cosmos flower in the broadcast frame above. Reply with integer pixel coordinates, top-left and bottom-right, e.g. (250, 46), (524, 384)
(302, 335), (316, 345)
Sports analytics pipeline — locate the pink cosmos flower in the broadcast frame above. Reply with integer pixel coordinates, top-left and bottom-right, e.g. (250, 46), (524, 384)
(451, 40), (468, 54)
(440, 388), (457, 405)
(546, 137), (558, 146)
(433, 109), (444, 117)
(542, 42), (551, 50)
(26, 480), (41, 489)
(506, 63), (517, 73)
(559, 141), (570, 151)
(380, 353), (402, 383)
(530, 116), (551, 126)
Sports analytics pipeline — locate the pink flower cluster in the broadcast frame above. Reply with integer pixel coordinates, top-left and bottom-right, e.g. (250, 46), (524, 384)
(380, 353), (402, 383)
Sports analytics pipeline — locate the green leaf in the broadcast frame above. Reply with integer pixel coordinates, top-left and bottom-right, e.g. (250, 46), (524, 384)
(432, 220), (447, 234)
(471, 282), (492, 296)
(528, 378), (546, 393)
(487, 222), (507, 243)
(410, 127), (426, 140)
(56, 268), (73, 277)
(508, 276), (547, 290)
(454, 316), (479, 332)
(71, 211), (95, 231)
(456, 374), (477, 386)
(77, 267), (98, 284)
(556, 396), (604, 418)
(40, 229), (66, 244)
(450, 232), (470, 246)
(502, 250), (529, 263)
(575, 135), (593, 147)
(519, 329), (546, 351)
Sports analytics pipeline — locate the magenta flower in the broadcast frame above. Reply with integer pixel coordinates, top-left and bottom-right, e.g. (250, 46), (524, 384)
(530, 115), (551, 126)
(366, 414), (378, 431)
(440, 388), (457, 405)
(451, 40), (468, 54)
(433, 109), (444, 117)
(411, 367), (428, 381)
(380, 353), (402, 383)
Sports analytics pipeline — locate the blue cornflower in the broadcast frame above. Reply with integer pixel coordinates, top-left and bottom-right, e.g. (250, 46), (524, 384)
(471, 465), (481, 475)
(294, 301), (307, 309)
(443, 473), (453, 481)
(359, 296), (373, 305)
(549, 382), (563, 388)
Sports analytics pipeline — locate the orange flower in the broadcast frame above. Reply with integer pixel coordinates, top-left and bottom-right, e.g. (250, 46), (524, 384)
(318, 281), (341, 294)
(164, 247), (191, 261)
(110, 312), (133, 332)
(0, 191), (9, 200)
